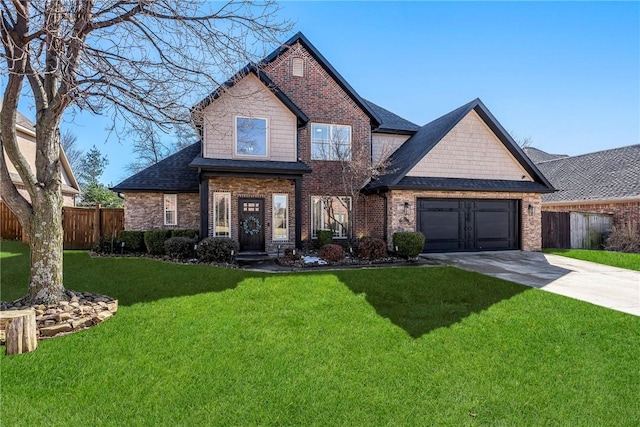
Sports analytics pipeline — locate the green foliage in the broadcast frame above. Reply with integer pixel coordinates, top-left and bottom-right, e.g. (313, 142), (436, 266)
(79, 182), (123, 208)
(144, 230), (171, 255)
(320, 243), (344, 262)
(357, 237), (387, 260)
(393, 232), (425, 259)
(544, 249), (640, 271)
(164, 237), (196, 260)
(118, 230), (145, 253)
(196, 237), (239, 263)
(171, 229), (199, 239)
(78, 145), (108, 187)
(316, 230), (333, 248)
(1, 241), (639, 426)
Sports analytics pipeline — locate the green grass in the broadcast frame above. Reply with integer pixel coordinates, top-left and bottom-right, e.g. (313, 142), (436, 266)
(2, 240), (639, 426)
(544, 249), (640, 271)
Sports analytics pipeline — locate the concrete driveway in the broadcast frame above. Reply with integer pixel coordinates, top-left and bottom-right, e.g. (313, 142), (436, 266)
(423, 251), (640, 316)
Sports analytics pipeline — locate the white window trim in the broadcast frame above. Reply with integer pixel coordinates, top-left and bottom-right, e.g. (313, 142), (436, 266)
(272, 194), (289, 242)
(311, 123), (352, 161)
(234, 116), (269, 158)
(311, 196), (351, 239)
(212, 192), (231, 237)
(164, 194), (177, 226)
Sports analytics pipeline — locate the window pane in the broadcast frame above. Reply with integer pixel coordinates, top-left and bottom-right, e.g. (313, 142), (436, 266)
(311, 196), (322, 238)
(164, 194), (177, 225)
(311, 196), (350, 238)
(273, 194), (288, 241)
(213, 192), (230, 237)
(311, 124), (351, 160)
(237, 117), (267, 156)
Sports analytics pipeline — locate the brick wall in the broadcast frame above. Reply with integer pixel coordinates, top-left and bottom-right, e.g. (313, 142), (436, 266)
(542, 201), (640, 228)
(386, 190), (542, 251)
(123, 192), (199, 231)
(208, 177), (296, 253)
(263, 41), (372, 243)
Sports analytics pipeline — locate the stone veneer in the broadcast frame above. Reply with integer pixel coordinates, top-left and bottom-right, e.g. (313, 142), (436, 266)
(386, 190), (542, 251)
(123, 192), (199, 231)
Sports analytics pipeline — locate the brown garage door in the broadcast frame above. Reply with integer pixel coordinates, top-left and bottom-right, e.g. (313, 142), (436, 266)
(417, 198), (519, 252)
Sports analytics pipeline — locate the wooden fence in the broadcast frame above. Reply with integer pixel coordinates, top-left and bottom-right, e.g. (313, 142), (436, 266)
(0, 201), (124, 250)
(542, 211), (612, 250)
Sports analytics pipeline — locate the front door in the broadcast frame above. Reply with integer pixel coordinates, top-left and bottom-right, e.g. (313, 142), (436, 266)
(238, 198), (265, 252)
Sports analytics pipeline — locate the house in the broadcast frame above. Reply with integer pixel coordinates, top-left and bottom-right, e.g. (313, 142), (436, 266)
(113, 32), (554, 254)
(1, 106), (81, 240)
(524, 145), (640, 228)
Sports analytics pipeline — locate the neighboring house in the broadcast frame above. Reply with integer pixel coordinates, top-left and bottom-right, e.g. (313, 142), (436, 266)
(524, 145), (640, 228)
(113, 32), (553, 254)
(1, 106), (80, 207)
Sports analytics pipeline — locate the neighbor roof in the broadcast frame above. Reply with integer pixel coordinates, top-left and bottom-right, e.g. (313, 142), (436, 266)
(523, 147), (569, 163)
(112, 142), (201, 192)
(367, 98), (554, 193)
(534, 144), (640, 203)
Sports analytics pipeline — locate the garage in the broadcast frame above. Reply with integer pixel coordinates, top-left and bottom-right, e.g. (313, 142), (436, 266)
(417, 198), (519, 252)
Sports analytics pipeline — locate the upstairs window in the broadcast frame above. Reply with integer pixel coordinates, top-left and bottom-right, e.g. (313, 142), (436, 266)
(311, 124), (351, 160)
(236, 117), (267, 157)
(164, 194), (177, 226)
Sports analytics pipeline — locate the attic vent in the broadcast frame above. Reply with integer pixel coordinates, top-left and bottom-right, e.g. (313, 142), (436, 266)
(292, 57), (304, 77)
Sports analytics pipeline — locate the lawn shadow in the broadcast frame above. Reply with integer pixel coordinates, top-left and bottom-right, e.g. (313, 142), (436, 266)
(334, 266), (528, 339)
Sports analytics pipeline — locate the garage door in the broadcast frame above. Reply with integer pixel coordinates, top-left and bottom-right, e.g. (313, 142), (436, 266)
(417, 198), (519, 252)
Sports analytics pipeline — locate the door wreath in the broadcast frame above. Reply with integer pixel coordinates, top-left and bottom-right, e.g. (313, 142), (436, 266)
(241, 215), (262, 235)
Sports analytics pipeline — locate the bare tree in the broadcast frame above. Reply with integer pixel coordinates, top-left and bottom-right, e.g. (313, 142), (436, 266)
(60, 129), (83, 173)
(314, 128), (395, 242)
(0, 0), (290, 304)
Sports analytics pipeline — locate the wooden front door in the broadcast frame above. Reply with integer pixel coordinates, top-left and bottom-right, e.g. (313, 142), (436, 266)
(238, 198), (265, 252)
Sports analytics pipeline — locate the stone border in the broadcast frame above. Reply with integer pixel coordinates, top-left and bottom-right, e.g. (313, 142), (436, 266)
(0, 290), (117, 341)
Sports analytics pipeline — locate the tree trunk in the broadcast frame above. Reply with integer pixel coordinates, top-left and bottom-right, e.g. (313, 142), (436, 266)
(27, 187), (65, 305)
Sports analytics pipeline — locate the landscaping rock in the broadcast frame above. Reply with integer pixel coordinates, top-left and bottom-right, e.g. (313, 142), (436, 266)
(40, 323), (72, 337)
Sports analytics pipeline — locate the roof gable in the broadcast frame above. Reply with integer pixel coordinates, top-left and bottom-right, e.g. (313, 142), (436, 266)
(370, 98), (554, 191)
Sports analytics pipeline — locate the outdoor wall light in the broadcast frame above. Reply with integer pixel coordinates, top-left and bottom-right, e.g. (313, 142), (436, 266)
(528, 204), (535, 215)
(404, 202), (410, 216)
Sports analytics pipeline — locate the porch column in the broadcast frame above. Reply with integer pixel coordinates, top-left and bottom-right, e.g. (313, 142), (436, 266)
(199, 174), (209, 239)
(294, 177), (302, 248)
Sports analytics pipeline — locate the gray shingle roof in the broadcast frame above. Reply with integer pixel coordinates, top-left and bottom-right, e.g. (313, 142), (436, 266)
(393, 177), (553, 193)
(189, 157), (311, 175)
(367, 98), (554, 192)
(112, 142), (201, 192)
(523, 147), (568, 163)
(535, 144), (640, 203)
(364, 99), (420, 134)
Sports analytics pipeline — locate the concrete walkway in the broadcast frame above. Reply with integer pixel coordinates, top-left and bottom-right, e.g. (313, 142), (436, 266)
(423, 251), (640, 316)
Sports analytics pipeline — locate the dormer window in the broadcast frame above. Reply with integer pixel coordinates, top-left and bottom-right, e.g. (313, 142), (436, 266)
(236, 116), (267, 157)
(292, 57), (304, 77)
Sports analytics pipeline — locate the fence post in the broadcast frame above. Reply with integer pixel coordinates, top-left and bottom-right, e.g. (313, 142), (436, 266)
(93, 205), (101, 246)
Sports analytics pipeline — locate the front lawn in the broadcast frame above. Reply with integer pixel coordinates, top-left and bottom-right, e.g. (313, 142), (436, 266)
(2, 241), (639, 425)
(543, 249), (640, 271)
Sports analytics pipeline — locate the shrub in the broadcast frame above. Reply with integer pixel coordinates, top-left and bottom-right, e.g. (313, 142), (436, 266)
(282, 247), (302, 261)
(393, 232), (425, 259)
(118, 230), (145, 253)
(358, 237), (387, 260)
(171, 229), (199, 239)
(316, 230), (333, 248)
(605, 222), (640, 253)
(197, 237), (239, 263)
(144, 230), (172, 255)
(94, 235), (117, 254)
(164, 237), (196, 260)
(320, 244), (344, 262)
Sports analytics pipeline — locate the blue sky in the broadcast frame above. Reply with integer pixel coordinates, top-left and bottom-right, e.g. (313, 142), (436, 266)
(16, 1), (640, 184)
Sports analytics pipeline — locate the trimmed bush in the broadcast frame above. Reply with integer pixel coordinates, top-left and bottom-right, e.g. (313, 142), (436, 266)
(320, 244), (344, 262)
(164, 237), (196, 260)
(144, 230), (172, 255)
(94, 235), (116, 254)
(316, 230), (333, 248)
(197, 237), (239, 263)
(393, 232), (425, 259)
(118, 230), (145, 253)
(171, 229), (199, 239)
(358, 237), (387, 260)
